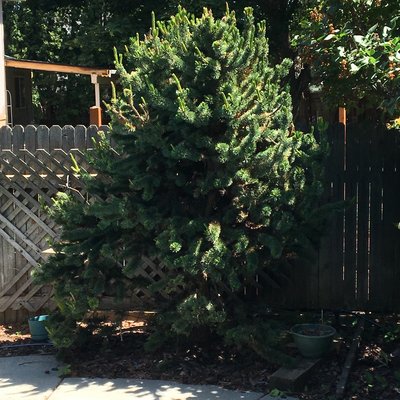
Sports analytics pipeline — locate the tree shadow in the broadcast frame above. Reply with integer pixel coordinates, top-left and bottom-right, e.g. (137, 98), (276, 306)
(55, 377), (261, 399)
(0, 354), (62, 399)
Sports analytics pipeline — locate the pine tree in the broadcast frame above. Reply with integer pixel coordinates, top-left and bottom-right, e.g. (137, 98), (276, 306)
(35, 6), (326, 355)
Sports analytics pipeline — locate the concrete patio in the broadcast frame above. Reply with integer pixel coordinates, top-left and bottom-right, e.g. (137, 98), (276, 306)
(0, 355), (298, 400)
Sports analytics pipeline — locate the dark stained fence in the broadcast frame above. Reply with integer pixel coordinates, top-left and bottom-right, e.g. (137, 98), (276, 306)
(266, 122), (400, 311)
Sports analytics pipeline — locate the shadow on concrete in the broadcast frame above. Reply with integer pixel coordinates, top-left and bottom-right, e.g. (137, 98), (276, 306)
(0, 356), (279, 399)
(50, 377), (263, 400)
(0, 355), (62, 399)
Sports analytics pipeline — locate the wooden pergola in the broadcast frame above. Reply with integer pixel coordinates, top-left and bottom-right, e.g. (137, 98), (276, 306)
(5, 56), (115, 126)
(1, 1), (116, 126)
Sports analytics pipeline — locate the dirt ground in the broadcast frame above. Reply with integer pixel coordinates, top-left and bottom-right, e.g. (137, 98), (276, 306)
(1, 314), (400, 399)
(0, 323), (55, 357)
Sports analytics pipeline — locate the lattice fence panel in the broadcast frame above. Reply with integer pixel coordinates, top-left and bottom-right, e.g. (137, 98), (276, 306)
(0, 125), (167, 322)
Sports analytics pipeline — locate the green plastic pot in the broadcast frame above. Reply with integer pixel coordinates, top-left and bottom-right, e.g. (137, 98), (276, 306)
(28, 315), (49, 342)
(290, 323), (336, 358)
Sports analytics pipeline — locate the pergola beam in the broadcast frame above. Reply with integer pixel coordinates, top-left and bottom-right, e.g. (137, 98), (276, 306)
(5, 58), (113, 77)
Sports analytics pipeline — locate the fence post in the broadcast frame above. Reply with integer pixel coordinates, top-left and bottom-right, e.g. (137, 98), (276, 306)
(90, 106), (102, 126)
(339, 106), (346, 126)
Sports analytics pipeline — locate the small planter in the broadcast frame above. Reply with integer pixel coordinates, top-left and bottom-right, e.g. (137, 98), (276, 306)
(28, 315), (49, 342)
(291, 323), (336, 358)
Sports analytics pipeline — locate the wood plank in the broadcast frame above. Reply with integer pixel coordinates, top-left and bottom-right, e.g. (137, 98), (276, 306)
(343, 121), (358, 309)
(12, 125), (24, 151)
(0, 227), (38, 266)
(19, 299), (35, 312)
(87, 125), (100, 149)
(0, 295), (54, 312)
(356, 124), (370, 307)
(74, 125), (87, 150)
(21, 286), (54, 312)
(20, 149), (74, 189)
(8, 213), (28, 298)
(0, 152), (57, 204)
(49, 125), (62, 150)
(0, 189), (6, 291)
(391, 131), (400, 309)
(0, 125), (12, 150)
(0, 189), (16, 295)
(18, 283), (45, 306)
(62, 125), (75, 151)
(25, 217), (58, 240)
(14, 149), (72, 188)
(0, 185), (57, 238)
(5, 58), (112, 77)
(34, 149), (73, 178)
(99, 125), (109, 134)
(69, 149), (92, 174)
(99, 124), (110, 144)
(1, 235), (17, 290)
(5, 309), (17, 323)
(34, 150), (87, 201)
(19, 126), (36, 252)
(319, 123), (345, 308)
(0, 276), (34, 312)
(39, 148), (79, 177)
(24, 125), (37, 152)
(368, 126), (385, 309)
(0, 213), (42, 255)
(5, 180), (52, 217)
(0, 262), (32, 297)
(380, 129), (397, 310)
(37, 125), (50, 151)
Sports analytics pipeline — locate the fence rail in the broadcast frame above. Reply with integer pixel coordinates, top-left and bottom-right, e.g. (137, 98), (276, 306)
(0, 123), (399, 323)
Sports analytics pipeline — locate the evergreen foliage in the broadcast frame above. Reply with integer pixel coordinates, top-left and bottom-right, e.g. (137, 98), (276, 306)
(35, 6), (327, 356)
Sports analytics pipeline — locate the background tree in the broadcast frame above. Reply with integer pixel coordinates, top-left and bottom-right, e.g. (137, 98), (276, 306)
(4, 0), (302, 125)
(5, 0), (165, 124)
(291, 0), (400, 126)
(35, 6), (326, 359)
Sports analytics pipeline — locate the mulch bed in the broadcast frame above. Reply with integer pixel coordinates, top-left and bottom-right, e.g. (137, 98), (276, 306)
(1, 314), (400, 399)
(0, 323), (56, 357)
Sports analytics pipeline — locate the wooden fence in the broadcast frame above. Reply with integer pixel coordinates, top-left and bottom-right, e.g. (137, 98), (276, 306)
(266, 121), (400, 312)
(0, 125), (166, 323)
(0, 122), (399, 322)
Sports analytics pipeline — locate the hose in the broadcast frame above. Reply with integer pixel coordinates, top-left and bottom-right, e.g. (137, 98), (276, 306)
(0, 342), (54, 350)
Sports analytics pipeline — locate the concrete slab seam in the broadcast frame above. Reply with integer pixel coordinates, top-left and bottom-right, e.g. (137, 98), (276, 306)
(45, 377), (65, 400)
